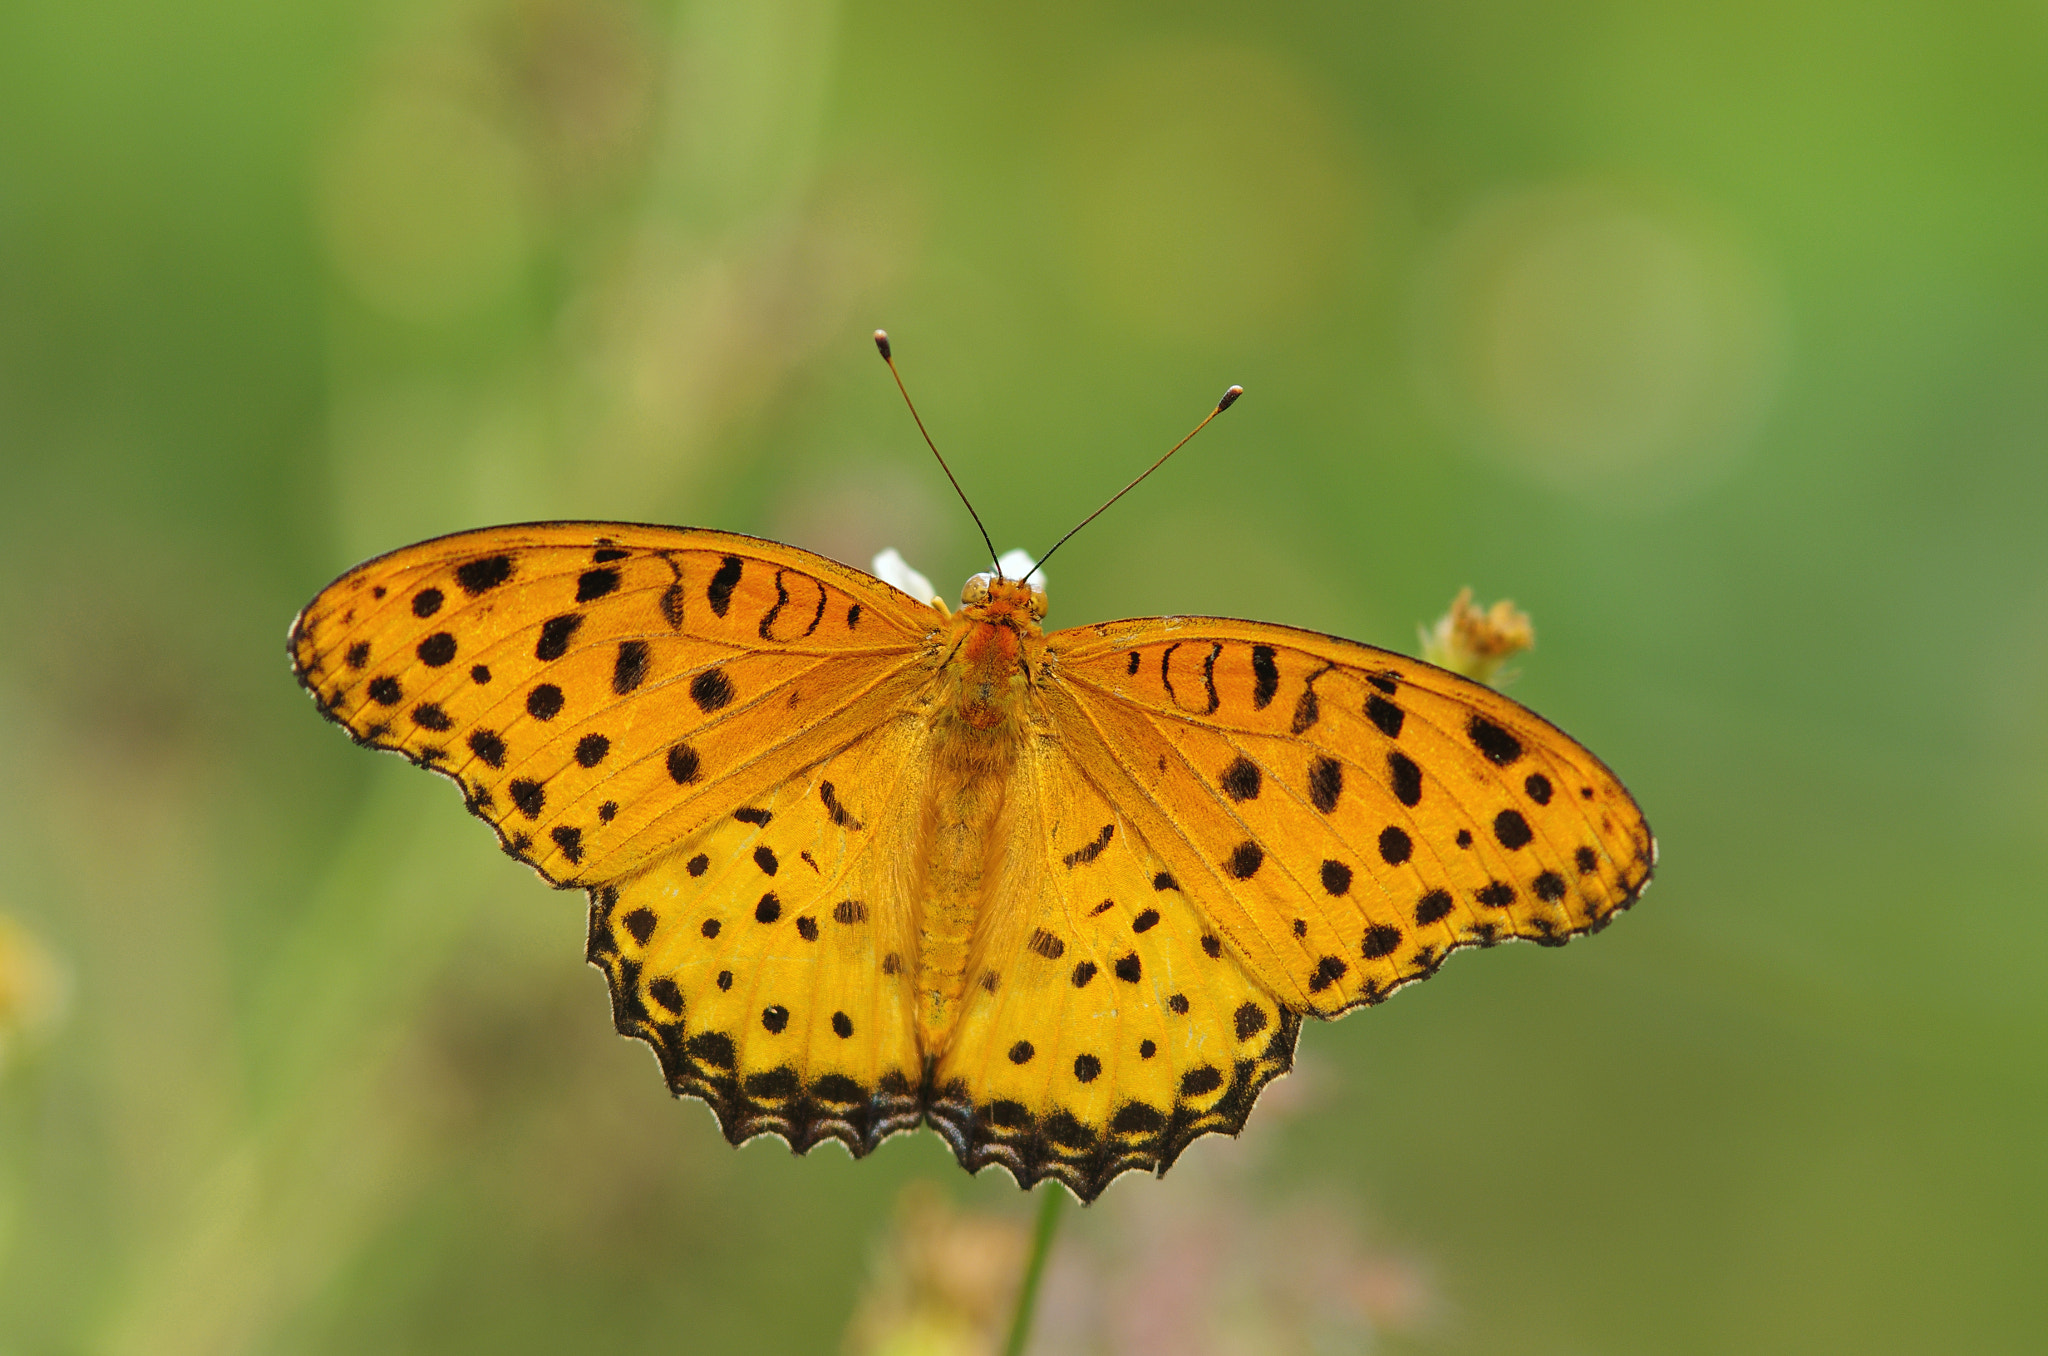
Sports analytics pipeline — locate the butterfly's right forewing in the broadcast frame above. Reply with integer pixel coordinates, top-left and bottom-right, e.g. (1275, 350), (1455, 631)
(1049, 617), (1654, 1019)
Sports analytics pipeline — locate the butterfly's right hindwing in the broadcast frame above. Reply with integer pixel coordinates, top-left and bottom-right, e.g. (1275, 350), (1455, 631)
(289, 523), (936, 886)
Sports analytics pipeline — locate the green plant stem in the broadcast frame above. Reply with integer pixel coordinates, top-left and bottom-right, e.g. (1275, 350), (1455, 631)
(1001, 1186), (1067, 1356)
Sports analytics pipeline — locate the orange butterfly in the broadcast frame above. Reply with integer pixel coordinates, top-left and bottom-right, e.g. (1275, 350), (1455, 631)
(290, 346), (1652, 1201)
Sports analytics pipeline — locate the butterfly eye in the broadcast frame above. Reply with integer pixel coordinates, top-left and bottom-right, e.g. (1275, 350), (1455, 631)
(961, 573), (994, 607)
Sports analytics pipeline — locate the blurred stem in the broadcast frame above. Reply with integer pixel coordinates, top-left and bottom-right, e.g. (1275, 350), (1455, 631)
(1001, 1185), (1066, 1356)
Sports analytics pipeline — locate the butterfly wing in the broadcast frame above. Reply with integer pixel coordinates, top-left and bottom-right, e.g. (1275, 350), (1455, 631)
(924, 733), (1302, 1200)
(293, 524), (948, 1157)
(1045, 616), (1654, 1019)
(289, 523), (937, 886)
(588, 716), (934, 1157)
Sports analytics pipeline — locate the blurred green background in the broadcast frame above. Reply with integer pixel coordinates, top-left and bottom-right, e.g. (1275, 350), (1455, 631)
(3, 0), (2044, 1352)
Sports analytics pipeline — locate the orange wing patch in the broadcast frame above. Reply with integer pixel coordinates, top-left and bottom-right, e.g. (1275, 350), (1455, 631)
(1049, 617), (1652, 1022)
(289, 523), (934, 884)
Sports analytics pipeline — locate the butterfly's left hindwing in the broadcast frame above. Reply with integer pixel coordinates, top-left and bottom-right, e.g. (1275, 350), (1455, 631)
(289, 523), (934, 886)
(1047, 617), (1654, 1019)
(586, 718), (928, 1158)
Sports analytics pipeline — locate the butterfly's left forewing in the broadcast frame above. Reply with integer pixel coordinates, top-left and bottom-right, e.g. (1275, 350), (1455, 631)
(1046, 617), (1654, 1019)
(289, 523), (935, 886)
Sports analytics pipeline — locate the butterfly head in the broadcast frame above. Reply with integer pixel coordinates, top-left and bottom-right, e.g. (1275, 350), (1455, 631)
(959, 571), (1047, 628)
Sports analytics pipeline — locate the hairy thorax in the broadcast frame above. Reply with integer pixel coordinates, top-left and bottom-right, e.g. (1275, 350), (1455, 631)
(908, 577), (1048, 1051)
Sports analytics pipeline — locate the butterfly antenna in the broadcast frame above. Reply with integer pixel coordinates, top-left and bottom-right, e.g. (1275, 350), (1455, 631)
(874, 330), (1002, 575)
(1026, 384), (1242, 584)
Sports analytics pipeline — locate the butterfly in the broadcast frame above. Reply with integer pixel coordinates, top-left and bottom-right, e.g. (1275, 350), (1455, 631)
(289, 360), (1653, 1202)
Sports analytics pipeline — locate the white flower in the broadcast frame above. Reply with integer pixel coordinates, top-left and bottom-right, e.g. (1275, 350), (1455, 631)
(871, 548), (939, 607)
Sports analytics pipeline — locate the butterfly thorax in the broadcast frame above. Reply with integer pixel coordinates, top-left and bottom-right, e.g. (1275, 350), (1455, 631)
(904, 576), (1051, 1047)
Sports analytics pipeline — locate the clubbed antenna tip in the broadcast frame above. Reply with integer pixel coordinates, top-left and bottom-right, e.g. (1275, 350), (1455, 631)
(1218, 385), (1243, 411)
(873, 330), (892, 360)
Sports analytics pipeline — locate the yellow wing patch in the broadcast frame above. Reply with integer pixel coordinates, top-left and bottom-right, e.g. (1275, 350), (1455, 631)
(928, 743), (1299, 1198)
(587, 725), (927, 1157)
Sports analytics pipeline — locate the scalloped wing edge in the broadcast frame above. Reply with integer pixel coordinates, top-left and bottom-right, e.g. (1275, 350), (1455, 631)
(586, 883), (1305, 1202)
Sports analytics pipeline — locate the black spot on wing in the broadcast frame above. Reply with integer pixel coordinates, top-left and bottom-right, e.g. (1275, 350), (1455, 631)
(1063, 823), (1114, 867)
(757, 570), (789, 639)
(509, 779), (544, 818)
(1320, 860), (1352, 895)
(613, 641), (649, 694)
(1308, 956), (1348, 993)
(667, 743), (701, 784)
(1378, 825), (1412, 865)
(1251, 645), (1279, 709)
(576, 568), (620, 602)
(1476, 881), (1516, 908)
(1226, 841), (1264, 879)
(1525, 773), (1553, 804)
(551, 825), (584, 864)
(819, 781), (863, 830)
(593, 547), (629, 563)
(536, 613), (584, 661)
(412, 588), (443, 618)
(1308, 756), (1342, 813)
(575, 733), (609, 767)
(456, 555), (513, 595)
(1362, 925), (1402, 958)
(1416, 889), (1454, 924)
(707, 556), (743, 617)
(1365, 693), (1405, 738)
(1494, 809), (1533, 849)
(690, 667), (734, 713)
(368, 676), (401, 706)
(467, 729), (506, 768)
(1468, 715), (1523, 765)
(527, 684), (564, 721)
(1219, 757), (1262, 801)
(1388, 751), (1422, 807)
(417, 632), (457, 666)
